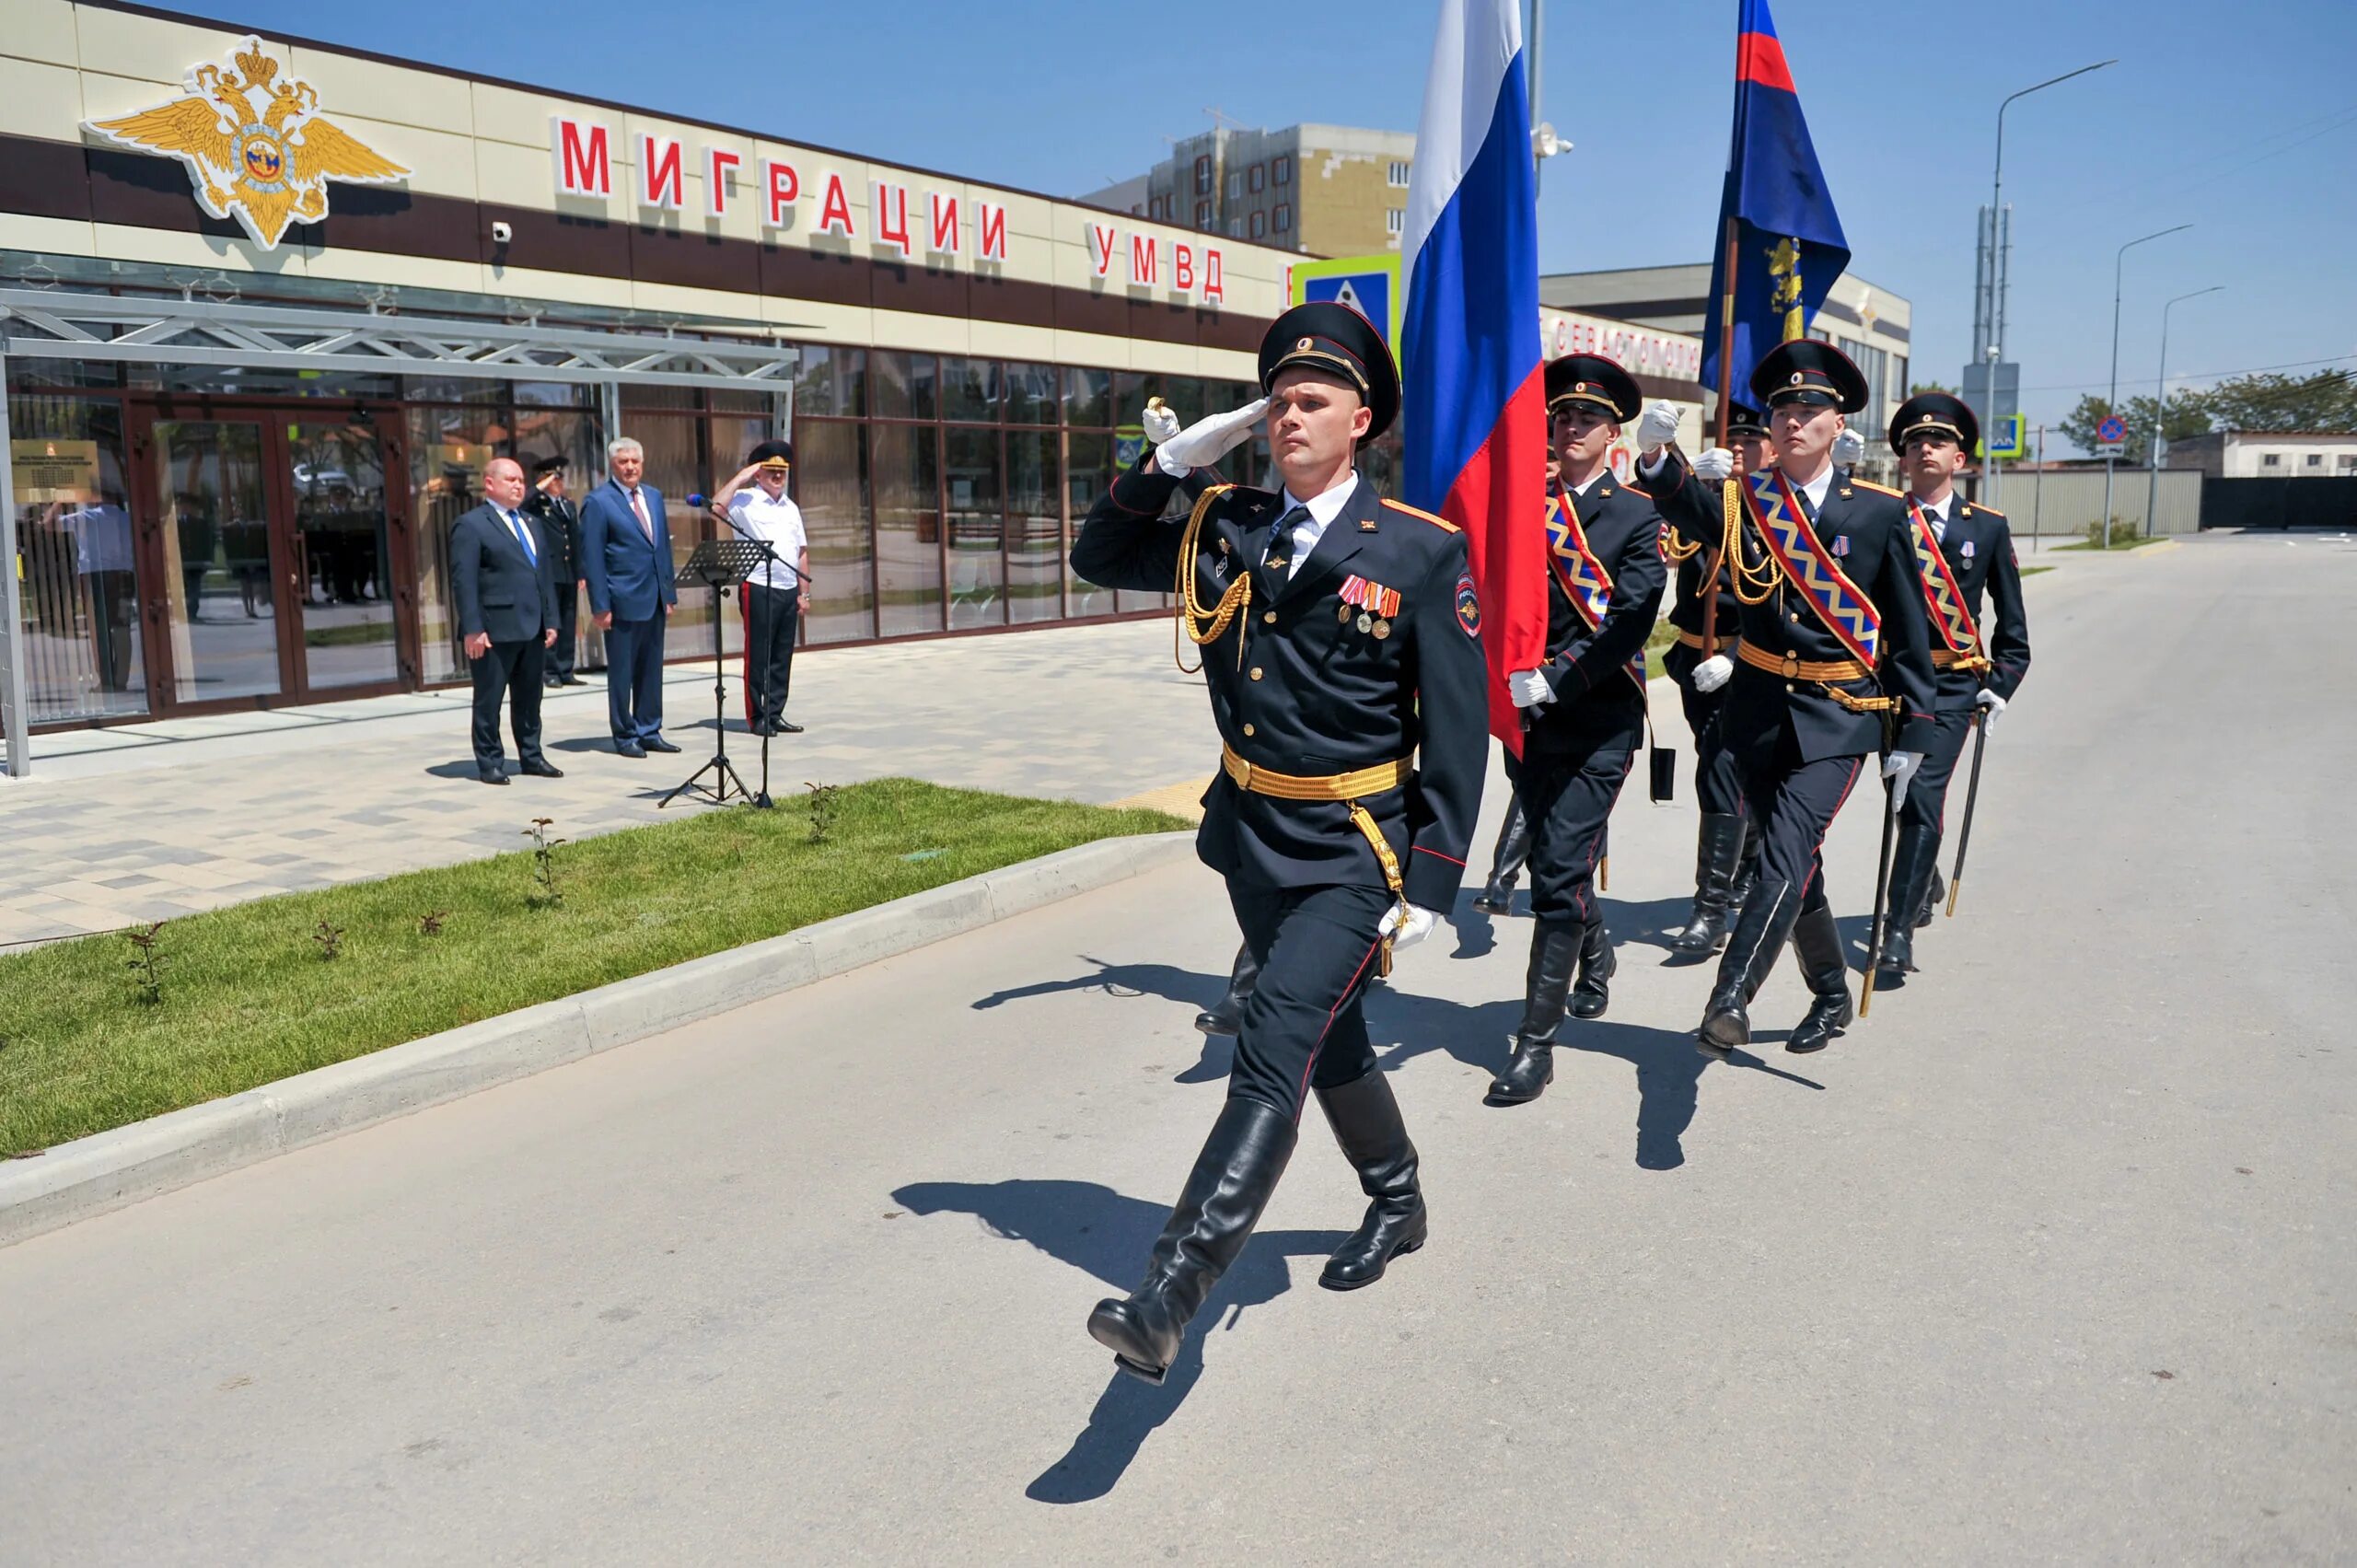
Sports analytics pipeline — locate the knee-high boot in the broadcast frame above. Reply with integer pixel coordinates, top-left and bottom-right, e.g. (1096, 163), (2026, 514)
(1315, 1070), (1426, 1290)
(1785, 884), (1855, 1053)
(1877, 823), (1943, 977)
(1194, 941), (1261, 1036)
(1087, 1096), (1296, 1385)
(1728, 817), (1762, 911)
(1569, 915), (1616, 1019)
(1471, 804), (1533, 914)
(1485, 919), (1581, 1105)
(1669, 813), (1744, 955)
(1697, 877), (1800, 1059)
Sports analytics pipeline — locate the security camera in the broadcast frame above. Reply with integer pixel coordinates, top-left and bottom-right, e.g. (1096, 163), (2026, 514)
(490, 220), (513, 245)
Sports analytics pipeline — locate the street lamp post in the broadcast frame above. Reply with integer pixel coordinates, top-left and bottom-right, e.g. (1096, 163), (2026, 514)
(1987, 59), (2115, 508)
(2146, 285), (2223, 539)
(2104, 224), (2191, 545)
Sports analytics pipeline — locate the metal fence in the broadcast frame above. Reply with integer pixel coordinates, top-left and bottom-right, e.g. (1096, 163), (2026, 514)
(1969, 469), (2204, 543)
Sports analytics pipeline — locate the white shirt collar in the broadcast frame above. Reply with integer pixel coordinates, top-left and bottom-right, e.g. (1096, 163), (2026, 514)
(1275, 470), (1357, 577)
(1782, 459), (1837, 513)
(1911, 489), (1952, 523)
(1563, 464), (1612, 498)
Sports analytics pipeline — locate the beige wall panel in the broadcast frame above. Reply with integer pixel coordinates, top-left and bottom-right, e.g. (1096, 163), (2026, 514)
(1201, 349), (1257, 382)
(309, 112), (475, 201)
(965, 318), (1062, 364)
(992, 190), (1060, 245)
(0, 54), (84, 140)
(469, 82), (581, 153)
(474, 137), (571, 209)
(1052, 329), (1142, 369)
(7, 0), (79, 67)
(757, 296), (873, 344)
(625, 277), (775, 322)
(305, 248), (485, 296)
(868, 306), (970, 356)
(483, 264), (638, 311)
(282, 46), (473, 136)
(71, 9), (255, 88)
(0, 211), (96, 256)
(87, 221), (303, 278)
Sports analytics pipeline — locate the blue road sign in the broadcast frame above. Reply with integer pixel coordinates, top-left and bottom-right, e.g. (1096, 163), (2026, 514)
(1303, 271), (1394, 346)
(2096, 414), (2128, 445)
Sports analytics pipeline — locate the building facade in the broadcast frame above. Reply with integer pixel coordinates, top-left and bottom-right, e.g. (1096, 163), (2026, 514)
(0, 0), (1304, 746)
(2164, 430), (2357, 479)
(1084, 123), (1419, 259)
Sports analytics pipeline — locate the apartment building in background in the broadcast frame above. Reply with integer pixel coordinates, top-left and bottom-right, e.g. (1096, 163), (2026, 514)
(1085, 123), (1419, 258)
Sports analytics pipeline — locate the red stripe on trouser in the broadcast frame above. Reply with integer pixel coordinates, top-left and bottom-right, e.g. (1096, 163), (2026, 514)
(1295, 935), (1386, 1119)
(1572, 765), (1632, 924)
(738, 587), (754, 726)
(1798, 757), (1865, 898)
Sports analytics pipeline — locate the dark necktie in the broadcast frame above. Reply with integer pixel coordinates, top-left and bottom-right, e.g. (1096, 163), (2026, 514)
(1266, 505), (1309, 575)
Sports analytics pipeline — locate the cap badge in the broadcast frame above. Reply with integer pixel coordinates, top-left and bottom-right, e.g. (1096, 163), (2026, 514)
(1790, 371), (1805, 386)
(1295, 336), (1314, 352)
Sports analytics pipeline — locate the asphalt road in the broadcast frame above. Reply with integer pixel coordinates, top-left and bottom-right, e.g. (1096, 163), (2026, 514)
(4, 532), (2351, 1564)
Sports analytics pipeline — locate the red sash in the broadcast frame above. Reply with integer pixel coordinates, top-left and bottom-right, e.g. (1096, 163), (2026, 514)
(1906, 499), (1983, 661)
(1739, 469), (1882, 667)
(1543, 489), (1647, 697)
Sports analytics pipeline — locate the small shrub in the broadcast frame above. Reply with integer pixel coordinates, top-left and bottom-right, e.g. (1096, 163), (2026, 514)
(2084, 515), (2142, 548)
(805, 782), (843, 844)
(523, 818), (567, 907)
(124, 921), (168, 1005)
(418, 910), (450, 937)
(311, 919), (345, 961)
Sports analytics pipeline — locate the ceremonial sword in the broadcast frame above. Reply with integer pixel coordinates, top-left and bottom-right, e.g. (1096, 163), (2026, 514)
(1860, 772), (1900, 1017)
(1945, 708), (1989, 917)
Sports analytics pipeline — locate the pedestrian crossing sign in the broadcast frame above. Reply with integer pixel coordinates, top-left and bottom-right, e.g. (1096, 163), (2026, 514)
(1979, 412), (2026, 462)
(1292, 255), (1402, 348)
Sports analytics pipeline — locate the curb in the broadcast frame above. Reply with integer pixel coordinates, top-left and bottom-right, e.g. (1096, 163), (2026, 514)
(0, 830), (1198, 1250)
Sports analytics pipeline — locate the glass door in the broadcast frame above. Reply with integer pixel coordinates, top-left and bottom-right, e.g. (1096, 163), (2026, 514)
(281, 420), (402, 691)
(148, 417), (286, 707)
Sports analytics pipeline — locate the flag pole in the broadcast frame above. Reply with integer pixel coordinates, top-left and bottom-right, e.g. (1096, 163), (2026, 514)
(1700, 213), (1739, 662)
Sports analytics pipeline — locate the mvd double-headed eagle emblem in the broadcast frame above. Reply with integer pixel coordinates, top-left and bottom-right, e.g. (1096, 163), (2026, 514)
(83, 37), (408, 250)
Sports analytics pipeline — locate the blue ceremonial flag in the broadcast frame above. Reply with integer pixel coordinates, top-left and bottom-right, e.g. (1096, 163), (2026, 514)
(1701, 0), (1851, 418)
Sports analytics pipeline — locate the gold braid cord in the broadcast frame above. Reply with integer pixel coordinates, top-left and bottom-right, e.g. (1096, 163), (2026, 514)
(1724, 477), (1782, 606)
(1173, 482), (1248, 673)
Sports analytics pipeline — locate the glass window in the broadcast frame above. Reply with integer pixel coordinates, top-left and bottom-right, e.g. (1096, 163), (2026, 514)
(1194, 155), (1212, 194)
(409, 404), (505, 683)
(941, 357), (1003, 423)
(707, 388), (772, 415)
(870, 351), (938, 422)
(1195, 200), (1212, 228)
(1385, 208), (1404, 236)
(7, 394), (147, 724)
(1225, 170), (1241, 199)
(1114, 373), (1206, 423)
(1005, 362), (1058, 425)
(509, 382), (596, 408)
(1387, 161), (1411, 187)
(1249, 212), (1266, 239)
(1249, 164), (1266, 193)
(1062, 366), (1112, 428)
(1273, 155), (1292, 185)
(872, 421), (942, 636)
(154, 419), (277, 704)
(621, 414), (721, 661)
(1064, 431), (1116, 619)
(795, 419), (875, 645)
(620, 384), (699, 412)
(793, 344), (866, 419)
(1006, 429), (1062, 624)
(944, 427), (1004, 631)
(1274, 203), (1291, 233)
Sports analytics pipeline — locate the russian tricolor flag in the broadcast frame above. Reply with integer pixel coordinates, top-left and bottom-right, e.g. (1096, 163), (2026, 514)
(1401, 0), (1547, 756)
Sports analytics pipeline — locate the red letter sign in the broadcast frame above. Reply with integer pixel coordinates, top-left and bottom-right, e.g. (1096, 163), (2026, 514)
(1087, 223), (1118, 279)
(1173, 242), (1195, 294)
(705, 146), (740, 217)
(763, 159), (799, 226)
(640, 134), (683, 210)
(819, 172), (855, 238)
(872, 181), (912, 258)
(976, 201), (1007, 262)
(928, 192), (960, 256)
(552, 117), (610, 198)
(1202, 248), (1225, 304)
(1130, 232), (1157, 286)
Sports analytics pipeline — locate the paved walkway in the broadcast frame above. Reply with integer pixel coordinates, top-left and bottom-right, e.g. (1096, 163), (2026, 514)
(2, 532), (2348, 1562)
(0, 541), (2168, 947)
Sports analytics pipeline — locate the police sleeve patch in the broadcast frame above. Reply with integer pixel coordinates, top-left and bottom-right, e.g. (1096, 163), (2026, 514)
(1455, 572), (1482, 638)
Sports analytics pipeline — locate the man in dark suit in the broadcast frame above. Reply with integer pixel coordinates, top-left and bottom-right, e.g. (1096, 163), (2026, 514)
(523, 455), (586, 688)
(579, 436), (679, 758)
(1485, 355), (1667, 1106)
(450, 457), (563, 785)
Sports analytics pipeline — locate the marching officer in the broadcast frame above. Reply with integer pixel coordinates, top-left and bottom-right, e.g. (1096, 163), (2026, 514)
(1876, 391), (2031, 978)
(1647, 403), (1771, 954)
(1644, 341), (1937, 1057)
(1069, 302), (1487, 1385)
(1486, 355), (1666, 1106)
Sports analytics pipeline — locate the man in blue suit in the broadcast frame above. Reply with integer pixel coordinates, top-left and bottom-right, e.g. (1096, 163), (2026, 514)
(580, 436), (679, 757)
(450, 457), (563, 784)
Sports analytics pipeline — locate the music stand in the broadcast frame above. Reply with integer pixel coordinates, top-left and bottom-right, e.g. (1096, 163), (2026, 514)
(659, 538), (771, 809)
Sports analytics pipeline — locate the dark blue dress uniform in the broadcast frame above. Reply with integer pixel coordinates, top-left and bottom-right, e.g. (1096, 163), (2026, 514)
(1487, 356), (1666, 1107)
(1650, 405), (1766, 953)
(1877, 393), (2033, 975)
(1654, 342), (1937, 1058)
(1069, 302), (1489, 1387)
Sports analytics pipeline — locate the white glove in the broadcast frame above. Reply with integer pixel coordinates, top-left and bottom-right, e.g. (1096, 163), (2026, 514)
(1379, 902), (1442, 951)
(1154, 397), (1269, 475)
(1634, 401), (1681, 453)
(1508, 668), (1553, 709)
(1693, 447), (1735, 483)
(1974, 689), (2006, 733)
(1832, 429), (1865, 468)
(1883, 749), (1922, 805)
(1141, 400), (1183, 446)
(1692, 654), (1733, 692)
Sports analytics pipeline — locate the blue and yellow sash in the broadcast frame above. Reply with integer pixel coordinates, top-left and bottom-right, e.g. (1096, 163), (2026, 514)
(1740, 470), (1881, 667)
(1543, 490), (1647, 695)
(1905, 499), (1986, 667)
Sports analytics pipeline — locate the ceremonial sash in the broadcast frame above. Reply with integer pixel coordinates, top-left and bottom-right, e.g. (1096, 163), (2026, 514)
(1739, 470), (1882, 668)
(1905, 500), (1984, 663)
(1543, 490), (1647, 695)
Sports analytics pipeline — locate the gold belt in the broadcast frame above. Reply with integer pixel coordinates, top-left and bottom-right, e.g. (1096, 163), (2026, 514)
(1220, 742), (1413, 976)
(1933, 647), (1993, 673)
(1675, 629), (1741, 652)
(1734, 642), (1897, 713)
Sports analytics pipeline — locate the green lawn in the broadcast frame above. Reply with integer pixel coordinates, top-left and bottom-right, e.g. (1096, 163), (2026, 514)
(2054, 535), (2167, 552)
(0, 780), (1183, 1156)
(1644, 620), (1679, 681)
(2021, 565), (2054, 576)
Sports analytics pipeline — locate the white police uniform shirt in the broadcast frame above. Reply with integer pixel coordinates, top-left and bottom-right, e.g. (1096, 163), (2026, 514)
(1271, 470), (1359, 579)
(726, 486), (807, 592)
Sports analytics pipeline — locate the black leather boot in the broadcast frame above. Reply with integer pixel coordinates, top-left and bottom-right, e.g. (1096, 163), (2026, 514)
(1728, 820), (1761, 911)
(1087, 1097), (1296, 1385)
(1877, 824), (1942, 978)
(1668, 813), (1745, 955)
(1470, 804), (1532, 914)
(1194, 942), (1260, 1036)
(1486, 919), (1580, 1105)
(1785, 887), (1854, 1053)
(1698, 877), (1797, 1060)
(1568, 916), (1616, 1019)
(1918, 865), (1945, 929)
(1316, 1070), (1426, 1290)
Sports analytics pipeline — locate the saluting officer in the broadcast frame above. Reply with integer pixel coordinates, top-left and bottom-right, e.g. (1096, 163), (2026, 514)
(1069, 302), (1487, 1385)
(1486, 355), (1666, 1106)
(1876, 391), (2031, 979)
(1644, 341), (1937, 1057)
(1647, 403), (1771, 954)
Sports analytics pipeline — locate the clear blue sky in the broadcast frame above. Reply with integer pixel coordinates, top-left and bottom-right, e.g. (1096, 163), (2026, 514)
(174, 0), (2357, 451)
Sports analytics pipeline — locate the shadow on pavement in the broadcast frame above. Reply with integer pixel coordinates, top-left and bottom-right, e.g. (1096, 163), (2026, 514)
(890, 1178), (1343, 1505)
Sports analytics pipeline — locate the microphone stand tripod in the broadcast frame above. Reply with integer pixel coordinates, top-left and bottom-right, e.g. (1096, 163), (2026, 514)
(709, 500), (809, 810)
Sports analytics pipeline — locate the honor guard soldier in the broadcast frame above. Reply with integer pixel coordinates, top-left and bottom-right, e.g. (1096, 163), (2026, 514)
(1068, 302), (1487, 1385)
(1485, 355), (1666, 1106)
(1648, 342), (1937, 1057)
(1875, 392), (2031, 978)
(1644, 403), (1771, 954)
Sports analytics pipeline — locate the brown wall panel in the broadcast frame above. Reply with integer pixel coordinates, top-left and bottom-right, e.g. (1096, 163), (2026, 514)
(308, 187), (478, 263)
(760, 241), (868, 308)
(968, 273), (1056, 331)
(629, 222), (761, 296)
(1055, 285), (1128, 339)
(0, 137), (93, 222)
(482, 203), (633, 276)
(868, 258), (968, 319)
(86, 146), (247, 240)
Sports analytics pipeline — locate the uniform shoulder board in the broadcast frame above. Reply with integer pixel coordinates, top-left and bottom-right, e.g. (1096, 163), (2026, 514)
(1966, 502), (2007, 520)
(1380, 497), (1460, 533)
(1620, 482), (1653, 499)
(1851, 479), (1903, 497)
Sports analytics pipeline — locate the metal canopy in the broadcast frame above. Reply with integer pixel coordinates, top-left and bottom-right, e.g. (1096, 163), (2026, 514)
(0, 287), (799, 778)
(0, 287), (799, 389)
